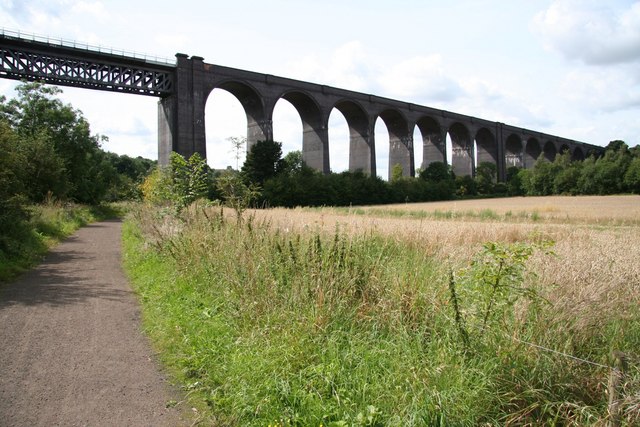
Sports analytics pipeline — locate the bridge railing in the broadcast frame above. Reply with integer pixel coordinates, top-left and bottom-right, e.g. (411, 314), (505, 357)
(0, 28), (174, 66)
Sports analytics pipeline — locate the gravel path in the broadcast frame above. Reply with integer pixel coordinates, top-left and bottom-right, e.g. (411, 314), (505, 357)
(0, 220), (186, 426)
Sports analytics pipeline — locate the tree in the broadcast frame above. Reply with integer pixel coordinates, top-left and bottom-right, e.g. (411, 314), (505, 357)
(227, 136), (246, 170)
(624, 157), (640, 193)
(475, 162), (497, 194)
(390, 163), (404, 183)
(0, 82), (114, 203)
(419, 161), (453, 183)
(0, 122), (29, 254)
(281, 150), (304, 175)
(169, 152), (211, 209)
(506, 167), (525, 196)
(241, 140), (284, 186)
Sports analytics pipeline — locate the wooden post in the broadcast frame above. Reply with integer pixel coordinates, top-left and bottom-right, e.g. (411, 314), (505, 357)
(607, 351), (628, 427)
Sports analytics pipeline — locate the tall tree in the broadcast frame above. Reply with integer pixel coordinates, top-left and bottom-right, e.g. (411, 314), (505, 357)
(241, 140), (284, 186)
(0, 82), (113, 203)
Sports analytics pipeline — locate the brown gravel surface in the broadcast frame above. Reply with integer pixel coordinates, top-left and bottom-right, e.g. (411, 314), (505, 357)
(0, 220), (186, 427)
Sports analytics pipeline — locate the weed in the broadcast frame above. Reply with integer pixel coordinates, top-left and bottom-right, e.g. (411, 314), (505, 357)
(124, 201), (640, 425)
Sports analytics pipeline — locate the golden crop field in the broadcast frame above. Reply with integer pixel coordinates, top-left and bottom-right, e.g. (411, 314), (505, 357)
(249, 195), (640, 328)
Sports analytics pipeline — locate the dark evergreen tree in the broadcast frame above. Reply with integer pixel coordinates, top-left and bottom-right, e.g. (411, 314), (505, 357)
(241, 140), (285, 186)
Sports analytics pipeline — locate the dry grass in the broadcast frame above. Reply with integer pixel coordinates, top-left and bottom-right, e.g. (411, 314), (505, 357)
(248, 195), (640, 337)
(129, 196), (640, 424)
(355, 195), (640, 225)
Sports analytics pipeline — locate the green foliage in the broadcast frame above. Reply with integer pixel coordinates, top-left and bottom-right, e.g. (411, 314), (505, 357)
(140, 166), (173, 205)
(170, 152), (210, 209)
(0, 203), (119, 281)
(419, 161), (453, 183)
(390, 163), (404, 182)
(506, 166), (525, 196)
(140, 152), (212, 211)
(0, 81), (153, 205)
(241, 139), (284, 186)
(450, 240), (554, 348)
(124, 207), (637, 425)
(624, 157), (640, 193)
(455, 175), (477, 197)
(516, 141), (639, 197)
(475, 162), (497, 194)
(215, 171), (261, 221)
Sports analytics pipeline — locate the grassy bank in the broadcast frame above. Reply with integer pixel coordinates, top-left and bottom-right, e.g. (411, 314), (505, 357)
(0, 203), (122, 281)
(124, 202), (639, 425)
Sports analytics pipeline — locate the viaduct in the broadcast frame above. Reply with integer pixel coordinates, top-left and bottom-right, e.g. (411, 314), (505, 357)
(0, 30), (604, 181)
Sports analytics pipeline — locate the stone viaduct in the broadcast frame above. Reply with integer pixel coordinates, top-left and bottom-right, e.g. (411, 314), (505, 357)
(1, 30), (604, 181)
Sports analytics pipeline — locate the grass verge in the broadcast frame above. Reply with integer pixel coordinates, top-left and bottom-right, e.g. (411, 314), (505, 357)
(123, 204), (640, 426)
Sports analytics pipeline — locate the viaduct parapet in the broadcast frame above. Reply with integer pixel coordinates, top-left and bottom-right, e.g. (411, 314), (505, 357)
(1, 31), (604, 181)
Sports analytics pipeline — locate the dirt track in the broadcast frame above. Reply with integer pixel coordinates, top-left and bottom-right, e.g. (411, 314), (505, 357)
(0, 220), (185, 426)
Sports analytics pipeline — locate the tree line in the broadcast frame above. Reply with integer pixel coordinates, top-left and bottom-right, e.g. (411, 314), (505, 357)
(144, 137), (640, 213)
(1, 82), (155, 256)
(210, 138), (640, 208)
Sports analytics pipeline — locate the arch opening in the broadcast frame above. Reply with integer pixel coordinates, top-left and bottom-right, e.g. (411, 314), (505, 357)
(272, 97), (303, 161)
(328, 108), (350, 173)
(505, 134), (523, 168)
(543, 141), (556, 161)
(524, 138), (541, 168)
(412, 125), (424, 176)
(214, 81), (268, 151)
(475, 127), (497, 170)
(572, 146), (585, 161)
(374, 117), (390, 180)
(379, 109), (412, 179)
(279, 91), (327, 173)
(204, 87), (248, 170)
(334, 100), (373, 176)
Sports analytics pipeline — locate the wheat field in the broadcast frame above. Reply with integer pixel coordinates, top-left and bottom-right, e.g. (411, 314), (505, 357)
(131, 195), (640, 424)
(248, 195), (640, 327)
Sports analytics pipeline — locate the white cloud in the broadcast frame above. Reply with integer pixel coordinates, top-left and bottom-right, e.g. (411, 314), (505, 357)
(378, 54), (463, 103)
(71, 1), (108, 19)
(284, 41), (374, 92)
(533, 0), (640, 65)
(561, 65), (640, 111)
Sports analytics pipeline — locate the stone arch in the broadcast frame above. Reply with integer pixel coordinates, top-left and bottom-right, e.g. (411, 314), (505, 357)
(334, 99), (374, 176)
(524, 138), (541, 168)
(211, 80), (268, 149)
(505, 134), (523, 168)
(448, 122), (473, 177)
(559, 143), (571, 156)
(475, 127), (497, 168)
(543, 141), (556, 161)
(416, 116), (445, 169)
(278, 90), (328, 173)
(572, 146), (585, 161)
(378, 109), (412, 178)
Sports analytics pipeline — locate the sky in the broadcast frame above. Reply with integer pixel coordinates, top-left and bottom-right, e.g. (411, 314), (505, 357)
(1, 0), (639, 179)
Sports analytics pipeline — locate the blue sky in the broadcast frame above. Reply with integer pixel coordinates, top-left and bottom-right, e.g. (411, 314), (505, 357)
(1, 0), (639, 178)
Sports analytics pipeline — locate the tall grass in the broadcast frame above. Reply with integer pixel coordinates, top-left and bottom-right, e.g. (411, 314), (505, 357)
(124, 203), (639, 425)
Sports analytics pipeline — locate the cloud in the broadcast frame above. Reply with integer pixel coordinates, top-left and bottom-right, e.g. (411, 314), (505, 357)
(561, 65), (640, 111)
(284, 41), (374, 92)
(377, 54), (463, 103)
(71, 1), (108, 19)
(532, 0), (640, 65)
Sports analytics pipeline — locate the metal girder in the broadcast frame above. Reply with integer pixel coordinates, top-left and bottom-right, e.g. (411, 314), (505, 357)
(0, 43), (174, 97)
